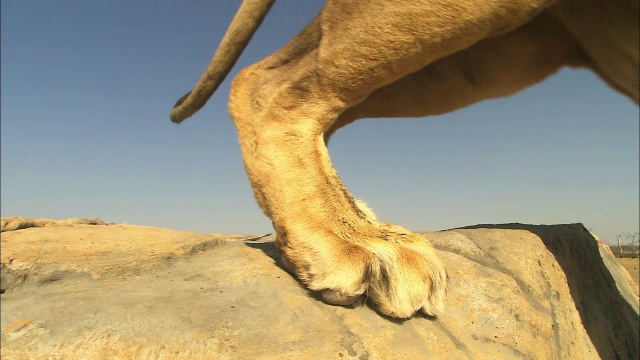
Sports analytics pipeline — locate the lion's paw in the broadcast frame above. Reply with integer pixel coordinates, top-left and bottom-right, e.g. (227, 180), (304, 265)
(279, 227), (447, 319)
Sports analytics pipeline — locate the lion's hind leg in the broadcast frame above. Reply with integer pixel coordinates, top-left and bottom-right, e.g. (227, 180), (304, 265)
(229, 0), (556, 318)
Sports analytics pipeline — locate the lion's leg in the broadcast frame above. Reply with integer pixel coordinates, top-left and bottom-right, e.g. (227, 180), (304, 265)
(330, 11), (591, 135)
(229, 0), (558, 318)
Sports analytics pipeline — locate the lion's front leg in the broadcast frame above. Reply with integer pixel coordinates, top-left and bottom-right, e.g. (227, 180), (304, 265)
(229, 65), (447, 318)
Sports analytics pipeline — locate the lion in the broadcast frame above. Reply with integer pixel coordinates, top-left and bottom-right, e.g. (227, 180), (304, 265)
(170, 0), (639, 318)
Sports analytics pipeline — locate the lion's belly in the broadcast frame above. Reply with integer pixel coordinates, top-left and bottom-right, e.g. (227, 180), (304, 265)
(550, 0), (639, 101)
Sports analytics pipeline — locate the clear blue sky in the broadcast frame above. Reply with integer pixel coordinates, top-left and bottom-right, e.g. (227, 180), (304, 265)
(2, 1), (638, 244)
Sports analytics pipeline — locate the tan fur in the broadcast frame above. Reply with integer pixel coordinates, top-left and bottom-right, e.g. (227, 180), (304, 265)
(172, 0), (639, 318)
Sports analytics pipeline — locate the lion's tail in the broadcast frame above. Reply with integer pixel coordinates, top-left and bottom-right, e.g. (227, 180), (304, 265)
(170, 0), (275, 124)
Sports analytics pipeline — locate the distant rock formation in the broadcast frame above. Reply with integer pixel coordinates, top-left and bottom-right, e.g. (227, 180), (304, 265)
(0, 216), (112, 232)
(1, 218), (637, 359)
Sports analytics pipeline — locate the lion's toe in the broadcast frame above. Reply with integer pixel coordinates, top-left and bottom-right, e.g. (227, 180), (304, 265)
(321, 289), (361, 306)
(367, 238), (448, 318)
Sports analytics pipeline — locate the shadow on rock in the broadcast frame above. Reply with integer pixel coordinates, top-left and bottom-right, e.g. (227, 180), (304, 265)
(457, 223), (639, 360)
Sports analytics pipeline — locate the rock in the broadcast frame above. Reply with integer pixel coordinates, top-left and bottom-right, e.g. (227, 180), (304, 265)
(0, 216), (112, 232)
(1, 219), (637, 359)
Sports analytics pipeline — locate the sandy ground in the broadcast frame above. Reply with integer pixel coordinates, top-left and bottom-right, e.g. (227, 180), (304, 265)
(618, 257), (639, 292)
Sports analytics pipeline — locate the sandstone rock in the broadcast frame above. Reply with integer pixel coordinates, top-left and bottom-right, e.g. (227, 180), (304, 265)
(0, 216), (112, 232)
(1, 219), (637, 359)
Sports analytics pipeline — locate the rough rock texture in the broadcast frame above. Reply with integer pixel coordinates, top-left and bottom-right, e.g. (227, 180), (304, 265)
(1, 219), (638, 359)
(0, 216), (113, 232)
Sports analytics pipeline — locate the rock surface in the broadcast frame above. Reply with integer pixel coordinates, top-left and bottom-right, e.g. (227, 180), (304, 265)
(0, 216), (113, 233)
(1, 218), (638, 359)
